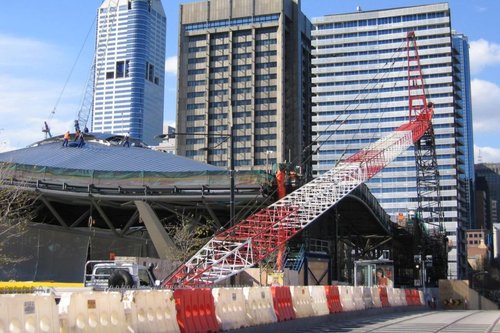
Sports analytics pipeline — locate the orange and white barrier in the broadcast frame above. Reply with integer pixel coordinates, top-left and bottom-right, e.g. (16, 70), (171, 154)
(58, 291), (127, 332)
(1, 283), (431, 333)
(0, 293), (60, 333)
(308, 286), (330, 316)
(271, 286), (295, 321)
(243, 287), (277, 326)
(173, 288), (219, 333)
(123, 289), (180, 333)
(212, 287), (249, 330)
(324, 285), (343, 313)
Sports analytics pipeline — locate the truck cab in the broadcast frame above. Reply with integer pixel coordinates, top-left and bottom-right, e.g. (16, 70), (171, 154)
(84, 260), (159, 289)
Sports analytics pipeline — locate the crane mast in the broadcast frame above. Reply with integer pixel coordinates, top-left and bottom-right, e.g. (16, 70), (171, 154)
(163, 31), (435, 287)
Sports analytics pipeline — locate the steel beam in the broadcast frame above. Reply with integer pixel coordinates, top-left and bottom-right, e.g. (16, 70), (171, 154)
(134, 200), (177, 259)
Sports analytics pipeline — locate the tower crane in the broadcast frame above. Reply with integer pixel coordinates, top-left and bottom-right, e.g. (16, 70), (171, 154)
(163, 31), (438, 287)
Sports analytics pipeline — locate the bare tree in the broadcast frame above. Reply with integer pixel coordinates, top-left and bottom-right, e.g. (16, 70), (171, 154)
(0, 164), (36, 264)
(162, 212), (216, 263)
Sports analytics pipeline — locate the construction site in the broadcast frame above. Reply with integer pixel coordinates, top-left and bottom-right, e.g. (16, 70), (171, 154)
(0, 30), (449, 289)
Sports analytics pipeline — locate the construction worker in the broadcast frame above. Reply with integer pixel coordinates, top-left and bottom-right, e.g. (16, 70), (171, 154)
(77, 132), (85, 148)
(276, 164), (286, 199)
(123, 133), (130, 147)
(62, 131), (70, 147)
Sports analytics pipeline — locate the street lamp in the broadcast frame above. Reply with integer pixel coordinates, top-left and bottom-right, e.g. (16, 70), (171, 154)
(265, 150), (274, 175)
(156, 125), (235, 225)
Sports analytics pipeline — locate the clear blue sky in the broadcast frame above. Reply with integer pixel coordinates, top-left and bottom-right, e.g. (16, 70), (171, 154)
(1, 0), (499, 162)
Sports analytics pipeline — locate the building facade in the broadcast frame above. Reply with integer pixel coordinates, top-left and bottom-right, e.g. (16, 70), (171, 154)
(311, 4), (471, 279)
(91, 0), (166, 145)
(476, 163), (500, 226)
(176, 0), (311, 174)
(452, 32), (475, 230)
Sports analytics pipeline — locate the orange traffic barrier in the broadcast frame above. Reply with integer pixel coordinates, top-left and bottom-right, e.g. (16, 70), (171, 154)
(271, 286), (296, 321)
(378, 287), (390, 308)
(324, 285), (343, 313)
(412, 289), (422, 305)
(174, 288), (219, 333)
(404, 289), (415, 305)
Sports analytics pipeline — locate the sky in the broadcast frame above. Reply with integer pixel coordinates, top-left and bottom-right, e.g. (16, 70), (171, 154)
(1, 0), (500, 163)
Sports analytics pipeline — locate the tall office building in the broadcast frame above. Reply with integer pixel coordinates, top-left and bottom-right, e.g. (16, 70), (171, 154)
(176, 0), (311, 174)
(311, 4), (472, 279)
(452, 32), (475, 230)
(91, 0), (166, 145)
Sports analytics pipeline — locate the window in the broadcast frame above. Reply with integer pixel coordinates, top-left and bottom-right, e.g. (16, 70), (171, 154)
(146, 62), (155, 82)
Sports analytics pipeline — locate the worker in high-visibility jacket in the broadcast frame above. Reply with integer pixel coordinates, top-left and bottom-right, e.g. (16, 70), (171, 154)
(62, 131), (70, 147)
(276, 164), (286, 199)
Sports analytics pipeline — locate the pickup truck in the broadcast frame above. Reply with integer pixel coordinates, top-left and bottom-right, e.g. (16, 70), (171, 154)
(84, 260), (160, 289)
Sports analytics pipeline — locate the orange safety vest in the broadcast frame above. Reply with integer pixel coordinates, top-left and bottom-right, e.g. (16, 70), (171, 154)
(276, 169), (286, 199)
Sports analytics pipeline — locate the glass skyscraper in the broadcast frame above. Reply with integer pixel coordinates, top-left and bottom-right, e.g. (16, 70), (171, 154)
(311, 3), (472, 279)
(452, 32), (475, 230)
(92, 0), (166, 145)
(176, 0), (311, 174)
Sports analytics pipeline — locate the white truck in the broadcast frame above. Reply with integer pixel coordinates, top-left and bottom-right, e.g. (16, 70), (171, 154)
(84, 260), (160, 289)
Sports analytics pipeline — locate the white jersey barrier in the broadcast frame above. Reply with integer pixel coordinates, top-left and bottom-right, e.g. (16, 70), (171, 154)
(0, 293), (60, 333)
(352, 287), (365, 311)
(212, 287), (249, 330)
(59, 291), (127, 332)
(386, 287), (397, 307)
(362, 287), (374, 309)
(243, 287), (277, 326)
(418, 290), (425, 306)
(123, 289), (180, 333)
(290, 286), (315, 318)
(370, 287), (382, 308)
(396, 288), (407, 306)
(338, 286), (356, 312)
(308, 286), (330, 316)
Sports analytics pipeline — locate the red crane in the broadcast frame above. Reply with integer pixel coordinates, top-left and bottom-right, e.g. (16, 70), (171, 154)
(162, 31), (434, 287)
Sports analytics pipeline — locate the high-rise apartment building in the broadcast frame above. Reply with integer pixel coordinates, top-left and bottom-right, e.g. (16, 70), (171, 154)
(311, 3), (472, 279)
(91, 0), (166, 145)
(176, 0), (311, 174)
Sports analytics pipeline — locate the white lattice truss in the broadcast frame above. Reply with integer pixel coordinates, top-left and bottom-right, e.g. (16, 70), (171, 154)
(165, 124), (430, 287)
